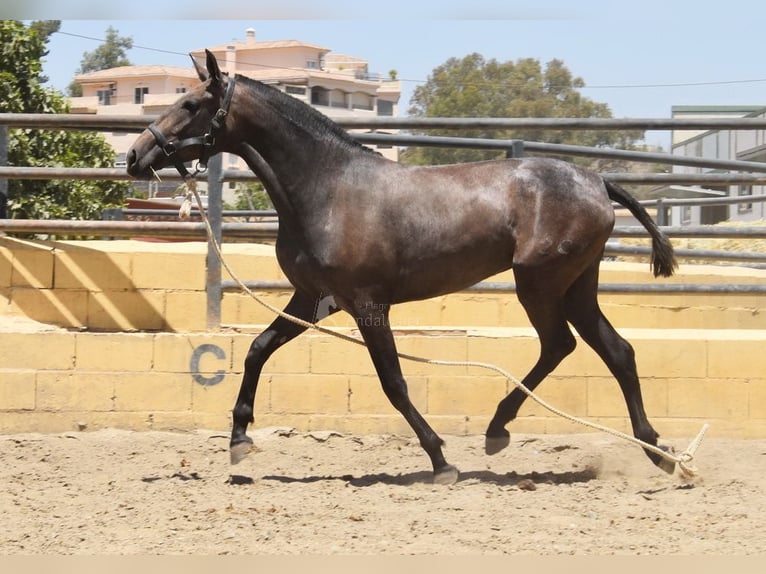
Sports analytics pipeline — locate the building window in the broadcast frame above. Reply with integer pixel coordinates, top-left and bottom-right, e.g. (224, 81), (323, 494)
(306, 60), (319, 69)
(285, 85), (306, 96)
(377, 100), (394, 117)
(351, 92), (373, 111)
(701, 133), (718, 160)
(330, 89), (347, 108)
(701, 203), (728, 225)
(681, 205), (692, 225)
(176, 87), (187, 94)
(97, 89), (111, 105)
(738, 185), (753, 214)
(311, 86), (329, 107)
(134, 87), (149, 104)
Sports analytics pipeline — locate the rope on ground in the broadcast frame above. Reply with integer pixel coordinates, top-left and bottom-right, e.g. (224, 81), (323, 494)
(181, 178), (708, 478)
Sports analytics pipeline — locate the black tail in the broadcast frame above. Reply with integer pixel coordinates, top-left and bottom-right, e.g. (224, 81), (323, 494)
(604, 179), (677, 277)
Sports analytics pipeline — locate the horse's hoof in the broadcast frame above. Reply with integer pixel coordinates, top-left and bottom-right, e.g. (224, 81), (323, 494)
(654, 445), (676, 475)
(485, 432), (510, 456)
(230, 440), (253, 465)
(433, 464), (459, 485)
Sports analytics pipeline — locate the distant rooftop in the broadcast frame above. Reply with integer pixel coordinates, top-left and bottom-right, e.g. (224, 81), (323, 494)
(193, 27), (330, 55)
(75, 65), (197, 82)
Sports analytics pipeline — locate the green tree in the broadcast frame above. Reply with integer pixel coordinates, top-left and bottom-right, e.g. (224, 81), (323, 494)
(28, 19), (60, 84)
(67, 26), (133, 97)
(230, 182), (273, 211)
(401, 53), (644, 170)
(1, 20), (128, 223)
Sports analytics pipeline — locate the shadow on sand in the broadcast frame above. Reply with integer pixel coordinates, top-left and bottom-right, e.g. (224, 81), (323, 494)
(246, 466), (599, 488)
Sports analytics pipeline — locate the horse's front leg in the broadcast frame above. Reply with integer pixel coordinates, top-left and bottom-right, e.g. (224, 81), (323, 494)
(230, 290), (331, 464)
(352, 301), (459, 485)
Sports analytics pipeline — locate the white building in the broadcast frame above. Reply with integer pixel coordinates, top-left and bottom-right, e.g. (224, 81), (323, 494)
(665, 105), (766, 225)
(70, 28), (401, 202)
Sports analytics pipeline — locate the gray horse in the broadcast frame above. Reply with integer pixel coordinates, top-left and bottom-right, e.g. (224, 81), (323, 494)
(127, 50), (677, 484)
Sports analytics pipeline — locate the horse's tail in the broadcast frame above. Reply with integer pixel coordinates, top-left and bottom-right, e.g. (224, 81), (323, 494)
(604, 179), (677, 278)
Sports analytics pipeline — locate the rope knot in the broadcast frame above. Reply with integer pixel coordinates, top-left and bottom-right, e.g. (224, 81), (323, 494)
(178, 177), (197, 220)
(675, 423), (710, 478)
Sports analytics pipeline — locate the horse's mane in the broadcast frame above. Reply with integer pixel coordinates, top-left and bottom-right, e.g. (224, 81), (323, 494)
(235, 74), (379, 156)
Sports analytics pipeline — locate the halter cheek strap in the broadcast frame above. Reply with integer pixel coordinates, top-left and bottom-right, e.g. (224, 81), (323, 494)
(147, 77), (236, 180)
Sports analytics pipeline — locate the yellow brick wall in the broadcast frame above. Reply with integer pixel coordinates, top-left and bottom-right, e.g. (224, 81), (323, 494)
(2, 236), (766, 332)
(1, 327), (765, 440)
(1, 237), (765, 439)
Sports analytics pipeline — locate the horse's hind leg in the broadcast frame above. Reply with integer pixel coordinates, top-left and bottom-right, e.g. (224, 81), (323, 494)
(485, 268), (576, 455)
(353, 301), (458, 484)
(230, 290), (333, 464)
(563, 261), (674, 473)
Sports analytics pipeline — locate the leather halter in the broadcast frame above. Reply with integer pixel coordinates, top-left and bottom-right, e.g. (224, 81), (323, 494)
(147, 77), (236, 180)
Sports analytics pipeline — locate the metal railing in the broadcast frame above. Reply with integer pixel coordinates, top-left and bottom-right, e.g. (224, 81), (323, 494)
(2, 114), (766, 328)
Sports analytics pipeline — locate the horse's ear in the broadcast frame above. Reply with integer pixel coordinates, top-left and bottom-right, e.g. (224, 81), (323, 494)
(205, 49), (223, 85)
(190, 53), (208, 82)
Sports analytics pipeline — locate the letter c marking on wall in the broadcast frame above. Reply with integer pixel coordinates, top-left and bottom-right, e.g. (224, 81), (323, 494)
(190, 343), (226, 386)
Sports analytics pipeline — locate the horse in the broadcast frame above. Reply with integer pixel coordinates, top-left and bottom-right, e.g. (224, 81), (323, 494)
(127, 50), (678, 485)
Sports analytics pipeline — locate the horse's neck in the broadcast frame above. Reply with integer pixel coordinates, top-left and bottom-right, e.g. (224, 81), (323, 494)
(235, 87), (348, 177)
(235, 142), (305, 241)
(231, 86), (359, 224)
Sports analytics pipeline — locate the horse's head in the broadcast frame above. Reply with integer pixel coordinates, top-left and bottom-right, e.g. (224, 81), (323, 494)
(126, 49), (234, 179)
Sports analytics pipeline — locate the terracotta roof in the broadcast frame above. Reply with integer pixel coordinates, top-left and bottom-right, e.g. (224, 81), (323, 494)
(236, 68), (393, 91)
(325, 54), (368, 64)
(191, 39), (330, 54)
(75, 65), (198, 82)
(235, 68), (310, 84)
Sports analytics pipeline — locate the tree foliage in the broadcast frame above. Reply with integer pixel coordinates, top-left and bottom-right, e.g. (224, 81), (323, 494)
(401, 53), (645, 170)
(67, 26), (133, 97)
(229, 182), (274, 211)
(1, 20), (129, 222)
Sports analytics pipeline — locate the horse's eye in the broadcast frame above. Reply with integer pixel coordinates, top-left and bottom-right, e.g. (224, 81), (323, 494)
(182, 100), (200, 113)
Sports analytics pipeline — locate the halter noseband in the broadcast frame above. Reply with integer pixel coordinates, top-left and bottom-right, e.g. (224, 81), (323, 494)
(147, 76), (236, 180)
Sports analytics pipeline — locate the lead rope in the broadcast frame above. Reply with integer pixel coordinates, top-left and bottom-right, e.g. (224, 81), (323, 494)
(180, 177), (708, 478)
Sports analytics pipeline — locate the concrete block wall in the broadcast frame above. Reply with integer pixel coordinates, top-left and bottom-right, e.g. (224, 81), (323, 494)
(1, 328), (765, 440)
(3, 237), (766, 332)
(1, 236), (765, 439)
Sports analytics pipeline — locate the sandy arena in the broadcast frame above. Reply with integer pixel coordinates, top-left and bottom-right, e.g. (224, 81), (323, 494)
(1, 427), (764, 555)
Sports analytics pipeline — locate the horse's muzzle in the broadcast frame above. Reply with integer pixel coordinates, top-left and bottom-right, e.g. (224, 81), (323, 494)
(125, 148), (145, 178)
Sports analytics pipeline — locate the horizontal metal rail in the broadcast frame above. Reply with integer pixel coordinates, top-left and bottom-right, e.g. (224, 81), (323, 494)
(3, 114), (766, 327)
(637, 195), (766, 208)
(110, 208), (277, 218)
(0, 166), (190, 181)
(5, 166), (766, 189)
(4, 113), (766, 131)
(606, 245), (766, 271)
(5, 219), (764, 245)
(611, 226), (766, 239)
(0, 114), (154, 131)
(110, 198), (764, 224)
(0, 219), (279, 239)
(601, 172), (766, 186)
(354, 133), (766, 172)
(223, 279), (766, 295)
(4, 114), (766, 173)
(607, 243), (766, 264)
(339, 117), (766, 131)
(475, 282), (766, 294)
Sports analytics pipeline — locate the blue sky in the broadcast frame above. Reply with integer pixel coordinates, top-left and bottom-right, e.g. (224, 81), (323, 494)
(8, 0), (766, 149)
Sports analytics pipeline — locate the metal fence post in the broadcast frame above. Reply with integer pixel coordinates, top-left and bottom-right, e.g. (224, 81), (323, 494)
(205, 153), (223, 330)
(656, 198), (667, 226)
(101, 207), (124, 241)
(0, 126), (8, 218)
(505, 139), (525, 159)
